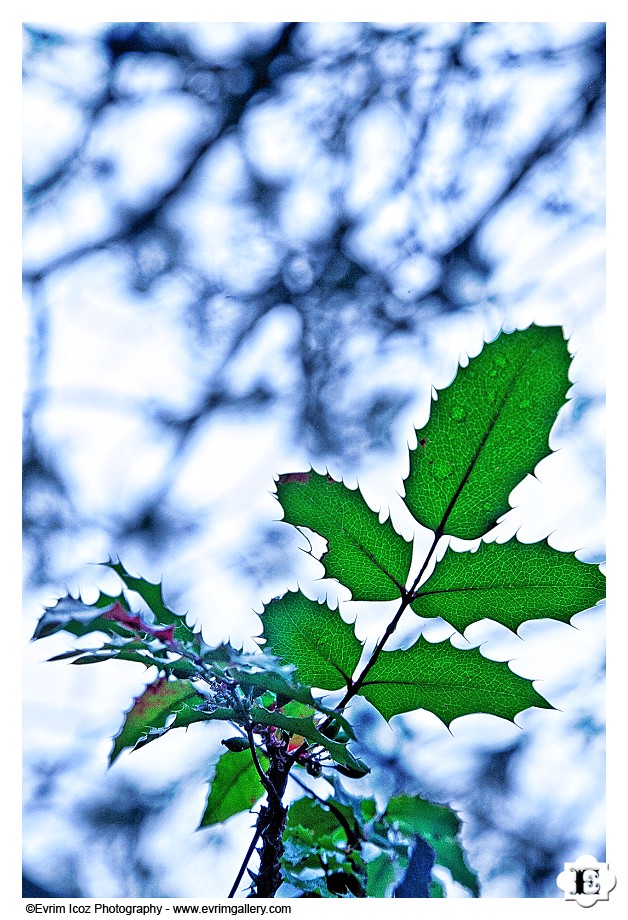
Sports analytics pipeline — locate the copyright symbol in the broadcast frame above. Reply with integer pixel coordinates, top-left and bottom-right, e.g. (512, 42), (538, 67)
(26, 905), (36, 913)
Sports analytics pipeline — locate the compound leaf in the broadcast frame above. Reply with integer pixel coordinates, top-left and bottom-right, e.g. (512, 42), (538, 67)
(276, 471), (412, 600)
(260, 591), (362, 692)
(200, 749), (269, 828)
(412, 538), (606, 633)
(359, 637), (552, 725)
(110, 677), (204, 764)
(403, 325), (571, 539)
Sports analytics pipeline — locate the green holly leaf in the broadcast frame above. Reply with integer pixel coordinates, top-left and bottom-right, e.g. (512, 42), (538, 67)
(282, 802), (367, 898)
(110, 678), (204, 764)
(384, 795), (479, 896)
(200, 749), (269, 827)
(359, 637), (552, 725)
(46, 637), (196, 675)
(230, 668), (354, 733)
(385, 794), (459, 839)
(366, 851), (397, 897)
(429, 878), (445, 897)
(260, 591), (363, 692)
(166, 705), (246, 732)
(403, 325), (571, 539)
(285, 797), (354, 842)
(126, 699), (254, 755)
(276, 471), (412, 601)
(32, 592), (132, 641)
(71, 650), (167, 668)
(282, 827), (328, 869)
(412, 538), (606, 634)
(105, 559), (197, 644)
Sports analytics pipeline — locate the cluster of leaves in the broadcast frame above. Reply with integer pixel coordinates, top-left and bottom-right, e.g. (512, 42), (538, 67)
(32, 325), (605, 897)
(282, 787), (478, 898)
(34, 560), (365, 777)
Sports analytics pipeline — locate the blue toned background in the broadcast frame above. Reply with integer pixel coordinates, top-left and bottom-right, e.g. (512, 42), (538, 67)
(22, 21), (605, 898)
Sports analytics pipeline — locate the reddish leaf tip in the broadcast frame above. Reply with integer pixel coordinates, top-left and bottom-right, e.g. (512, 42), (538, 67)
(277, 472), (312, 484)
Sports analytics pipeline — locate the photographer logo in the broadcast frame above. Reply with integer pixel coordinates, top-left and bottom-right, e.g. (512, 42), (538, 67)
(556, 855), (616, 907)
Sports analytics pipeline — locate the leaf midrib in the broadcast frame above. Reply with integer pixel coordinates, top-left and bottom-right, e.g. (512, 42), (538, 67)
(435, 338), (542, 535)
(305, 491), (406, 592)
(362, 677), (506, 693)
(415, 582), (600, 598)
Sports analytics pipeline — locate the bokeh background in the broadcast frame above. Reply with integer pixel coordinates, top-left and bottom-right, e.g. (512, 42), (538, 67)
(22, 21), (605, 899)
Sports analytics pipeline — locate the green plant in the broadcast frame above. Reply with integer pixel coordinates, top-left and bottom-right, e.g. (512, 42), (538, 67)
(32, 324), (605, 898)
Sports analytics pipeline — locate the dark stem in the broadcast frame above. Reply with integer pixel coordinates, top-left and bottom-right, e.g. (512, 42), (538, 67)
(228, 726), (290, 897)
(244, 722), (282, 808)
(339, 528), (444, 706)
(408, 528), (444, 597)
(249, 750), (292, 898)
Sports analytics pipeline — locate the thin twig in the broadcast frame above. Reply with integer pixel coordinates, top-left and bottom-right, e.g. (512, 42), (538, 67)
(228, 823), (264, 898)
(244, 723), (282, 807)
(338, 529), (444, 706)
